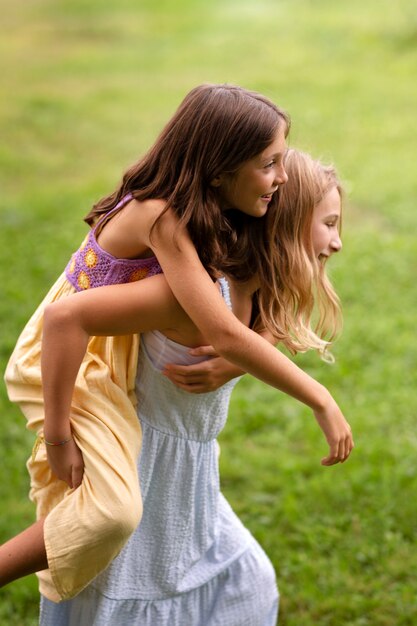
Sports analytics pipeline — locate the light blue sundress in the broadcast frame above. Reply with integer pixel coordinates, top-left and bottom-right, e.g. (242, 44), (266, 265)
(40, 279), (279, 625)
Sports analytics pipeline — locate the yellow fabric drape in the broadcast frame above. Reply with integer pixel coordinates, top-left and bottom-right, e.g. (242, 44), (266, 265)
(5, 273), (143, 602)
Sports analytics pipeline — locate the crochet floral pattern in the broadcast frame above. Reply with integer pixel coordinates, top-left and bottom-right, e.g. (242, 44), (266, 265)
(65, 195), (162, 292)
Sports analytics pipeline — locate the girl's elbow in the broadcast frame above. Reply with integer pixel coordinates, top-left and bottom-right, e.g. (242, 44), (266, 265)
(43, 301), (79, 333)
(210, 325), (243, 359)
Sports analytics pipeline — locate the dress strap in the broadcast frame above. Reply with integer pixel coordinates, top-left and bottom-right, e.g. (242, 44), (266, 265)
(93, 193), (133, 234)
(217, 277), (232, 310)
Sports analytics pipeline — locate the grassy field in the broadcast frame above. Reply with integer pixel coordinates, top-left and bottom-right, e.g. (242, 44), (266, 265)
(1, 0), (417, 624)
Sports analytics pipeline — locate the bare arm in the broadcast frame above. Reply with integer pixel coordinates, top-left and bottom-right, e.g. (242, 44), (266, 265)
(43, 224), (353, 467)
(164, 324), (276, 392)
(42, 274), (181, 435)
(149, 210), (322, 402)
(41, 275), (183, 486)
(148, 210), (353, 464)
(163, 277), (262, 391)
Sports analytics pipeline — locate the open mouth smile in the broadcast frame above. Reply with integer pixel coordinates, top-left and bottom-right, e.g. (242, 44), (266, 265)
(260, 188), (278, 202)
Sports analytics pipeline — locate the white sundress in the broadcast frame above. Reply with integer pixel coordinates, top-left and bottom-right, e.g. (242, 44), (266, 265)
(39, 279), (279, 626)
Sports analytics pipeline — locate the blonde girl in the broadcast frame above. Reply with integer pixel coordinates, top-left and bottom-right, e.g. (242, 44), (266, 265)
(36, 148), (348, 626)
(1, 81), (352, 604)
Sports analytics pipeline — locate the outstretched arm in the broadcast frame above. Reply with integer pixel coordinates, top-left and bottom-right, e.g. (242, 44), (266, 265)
(148, 209), (354, 464)
(41, 274), (183, 486)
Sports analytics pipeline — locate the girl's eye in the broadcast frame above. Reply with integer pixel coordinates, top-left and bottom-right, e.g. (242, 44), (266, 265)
(264, 161), (275, 169)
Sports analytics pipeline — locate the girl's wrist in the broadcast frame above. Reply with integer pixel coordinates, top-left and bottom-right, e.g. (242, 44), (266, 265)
(43, 422), (72, 442)
(306, 383), (333, 413)
(44, 435), (73, 447)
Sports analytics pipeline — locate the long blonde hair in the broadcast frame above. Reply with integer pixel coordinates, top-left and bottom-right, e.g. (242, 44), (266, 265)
(254, 149), (343, 360)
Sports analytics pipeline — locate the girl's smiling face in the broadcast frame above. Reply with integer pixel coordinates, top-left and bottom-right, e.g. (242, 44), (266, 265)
(311, 186), (342, 259)
(216, 125), (288, 218)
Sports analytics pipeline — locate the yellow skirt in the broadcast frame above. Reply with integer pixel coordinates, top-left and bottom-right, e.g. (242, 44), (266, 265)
(4, 273), (143, 602)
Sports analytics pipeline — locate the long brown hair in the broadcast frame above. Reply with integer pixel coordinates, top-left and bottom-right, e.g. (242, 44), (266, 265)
(252, 149), (343, 360)
(85, 83), (290, 277)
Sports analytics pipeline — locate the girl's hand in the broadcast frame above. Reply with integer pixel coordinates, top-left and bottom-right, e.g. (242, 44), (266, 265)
(313, 397), (354, 466)
(46, 438), (85, 489)
(162, 345), (244, 393)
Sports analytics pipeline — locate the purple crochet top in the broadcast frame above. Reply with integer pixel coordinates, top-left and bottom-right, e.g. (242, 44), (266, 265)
(65, 194), (162, 291)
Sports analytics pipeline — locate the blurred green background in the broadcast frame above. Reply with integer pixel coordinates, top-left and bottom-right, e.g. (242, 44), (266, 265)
(1, 0), (416, 624)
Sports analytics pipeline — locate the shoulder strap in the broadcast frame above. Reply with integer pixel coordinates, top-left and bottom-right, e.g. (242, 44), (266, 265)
(93, 193), (133, 234)
(218, 277), (232, 310)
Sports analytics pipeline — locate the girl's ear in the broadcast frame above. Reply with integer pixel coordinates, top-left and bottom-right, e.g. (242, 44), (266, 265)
(210, 175), (223, 188)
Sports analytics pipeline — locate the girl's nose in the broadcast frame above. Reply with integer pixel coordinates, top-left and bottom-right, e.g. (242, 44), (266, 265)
(331, 235), (342, 253)
(274, 164), (288, 186)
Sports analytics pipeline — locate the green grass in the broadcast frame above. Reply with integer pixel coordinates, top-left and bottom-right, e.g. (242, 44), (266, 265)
(1, 0), (416, 623)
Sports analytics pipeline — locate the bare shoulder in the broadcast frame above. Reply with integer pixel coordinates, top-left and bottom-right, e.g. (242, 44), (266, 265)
(126, 197), (166, 228)
(96, 197), (168, 259)
(132, 197), (167, 216)
(131, 199), (181, 245)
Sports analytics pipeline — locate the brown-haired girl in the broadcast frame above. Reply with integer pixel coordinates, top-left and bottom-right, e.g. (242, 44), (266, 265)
(1, 81), (352, 605)
(35, 148), (348, 625)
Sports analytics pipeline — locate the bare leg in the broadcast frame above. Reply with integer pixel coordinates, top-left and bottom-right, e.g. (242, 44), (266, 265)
(0, 518), (48, 586)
